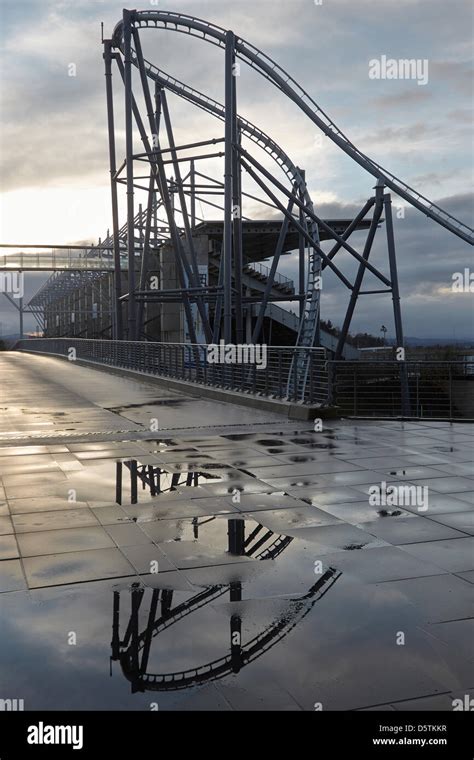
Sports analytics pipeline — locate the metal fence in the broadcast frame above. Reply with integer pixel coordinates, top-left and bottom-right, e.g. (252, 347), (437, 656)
(13, 340), (473, 417)
(329, 360), (474, 418)
(14, 338), (329, 405)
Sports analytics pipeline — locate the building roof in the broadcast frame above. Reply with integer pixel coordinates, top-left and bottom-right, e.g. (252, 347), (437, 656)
(192, 218), (374, 262)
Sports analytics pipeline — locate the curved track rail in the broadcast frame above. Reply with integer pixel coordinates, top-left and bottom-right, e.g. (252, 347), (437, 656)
(112, 10), (473, 246)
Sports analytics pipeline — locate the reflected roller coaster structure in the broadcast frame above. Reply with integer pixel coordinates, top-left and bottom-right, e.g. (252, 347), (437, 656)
(111, 460), (341, 691)
(6, 9), (473, 400)
(111, 514), (341, 692)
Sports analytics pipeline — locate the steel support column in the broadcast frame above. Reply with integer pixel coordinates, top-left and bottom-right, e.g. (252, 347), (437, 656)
(136, 80), (162, 340)
(223, 31), (235, 343)
(190, 159), (196, 230)
(384, 191), (410, 415)
(232, 57), (244, 343)
(123, 10), (136, 339)
(136, 174), (156, 339)
(384, 193), (405, 350)
(103, 39), (123, 339)
(212, 249), (225, 342)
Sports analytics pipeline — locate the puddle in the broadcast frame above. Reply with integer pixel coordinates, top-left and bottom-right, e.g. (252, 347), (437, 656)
(111, 565), (340, 692)
(2, 413), (473, 710)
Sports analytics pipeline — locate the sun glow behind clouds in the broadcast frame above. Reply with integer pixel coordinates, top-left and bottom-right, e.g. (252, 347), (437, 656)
(0, 185), (125, 247)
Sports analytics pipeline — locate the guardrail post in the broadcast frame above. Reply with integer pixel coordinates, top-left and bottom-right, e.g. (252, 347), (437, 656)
(449, 363), (453, 418)
(353, 369), (357, 416)
(292, 352), (298, 402)
(203, 346), (207, 385)
(278, 351), (282, 399)
(327, 361), (334, 406)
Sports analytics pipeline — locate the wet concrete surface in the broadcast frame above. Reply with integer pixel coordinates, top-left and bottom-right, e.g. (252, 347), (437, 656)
(0, 351), (473, 710)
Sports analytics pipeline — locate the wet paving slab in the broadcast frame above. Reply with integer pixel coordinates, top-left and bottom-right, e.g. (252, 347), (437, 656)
(0, 352), (473, 710)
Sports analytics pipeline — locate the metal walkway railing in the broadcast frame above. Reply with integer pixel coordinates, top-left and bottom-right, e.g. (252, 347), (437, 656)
(13, 340), (473, 417)
(14, 338), (329, 405)
(330, 360), (474, 419)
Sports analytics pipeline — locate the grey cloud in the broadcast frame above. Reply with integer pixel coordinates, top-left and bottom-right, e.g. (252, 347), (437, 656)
(0, 0), (472, 341)
(372, 90), (432, 109)
(275, 193), (473, 340)
(430, 60), (473, 96)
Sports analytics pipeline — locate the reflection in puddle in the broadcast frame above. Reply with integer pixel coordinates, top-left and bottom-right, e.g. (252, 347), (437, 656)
(115, 459), (225, 504)
(114, 456), (272, 506)
(111, 518), (341, 692)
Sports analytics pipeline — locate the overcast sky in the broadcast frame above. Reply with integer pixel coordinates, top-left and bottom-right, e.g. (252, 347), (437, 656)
(0, 0), (472, 340)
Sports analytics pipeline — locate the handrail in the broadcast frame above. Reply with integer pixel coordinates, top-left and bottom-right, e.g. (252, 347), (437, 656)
(244, 260), (294, 288)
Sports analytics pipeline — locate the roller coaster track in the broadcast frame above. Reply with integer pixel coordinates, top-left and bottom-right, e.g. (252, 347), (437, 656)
(111, 9), (472, 399)
(112, 10), (473, 247)
(16, 10), (473, 359)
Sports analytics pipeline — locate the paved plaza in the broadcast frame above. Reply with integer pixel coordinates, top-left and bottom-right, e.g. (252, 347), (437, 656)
(0, 352), (473, 710)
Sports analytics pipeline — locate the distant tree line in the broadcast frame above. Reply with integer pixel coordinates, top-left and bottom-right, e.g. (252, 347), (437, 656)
(320, 320), (385, 347)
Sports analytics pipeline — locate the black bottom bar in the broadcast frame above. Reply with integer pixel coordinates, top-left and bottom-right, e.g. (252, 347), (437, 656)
(0, 710), (472, 758)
